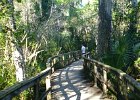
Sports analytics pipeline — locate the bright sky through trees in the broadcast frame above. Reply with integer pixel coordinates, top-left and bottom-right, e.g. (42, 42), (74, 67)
(82, 0), (93, 6)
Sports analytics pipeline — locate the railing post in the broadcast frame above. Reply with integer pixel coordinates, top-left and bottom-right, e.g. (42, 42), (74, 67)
(123, 77), (128, 100)
(34, 80), (39, 100)
(46, 75), (51, 100)
(62, 55), (65, 66)
(93, 63), (97, 87)
(103, 69), (107, 93)
(70, 52), (73, 62)
(116, 76), (122, 99)
(75, 52), (77, 60)
(78, 51), (80, 59)
(68, 53), (70, 64)
(73, 52), (76, 61)
(83, 59), (87, 71)
(51, 59), (56, 73)
(116, 75), (125, 99)
(65, 54), (68, 65)
(50, 59), (53, 68)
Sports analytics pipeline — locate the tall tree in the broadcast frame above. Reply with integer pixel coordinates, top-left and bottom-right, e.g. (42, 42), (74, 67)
(97, 0), (112, 60)
(8, 0), (25, 82)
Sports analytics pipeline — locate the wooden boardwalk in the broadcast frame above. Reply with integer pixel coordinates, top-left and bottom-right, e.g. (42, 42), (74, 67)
(51, 60), (109, 100)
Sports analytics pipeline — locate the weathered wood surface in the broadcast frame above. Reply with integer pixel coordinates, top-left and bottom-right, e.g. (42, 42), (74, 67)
(83, 53), (140, 99)
(51, 60), (110, 100)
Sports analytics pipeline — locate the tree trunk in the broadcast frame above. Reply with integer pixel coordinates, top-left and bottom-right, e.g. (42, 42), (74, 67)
(97, 0), (112, 60)
(8, 0), (25, 82)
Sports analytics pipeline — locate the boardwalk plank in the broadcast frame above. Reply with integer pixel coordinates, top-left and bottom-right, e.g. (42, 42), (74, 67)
(51, 60), (109, 100)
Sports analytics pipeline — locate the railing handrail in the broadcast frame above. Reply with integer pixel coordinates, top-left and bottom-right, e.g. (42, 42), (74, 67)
(0, 67), (51, 99)
(83, 53), (140, 99)
(0, 50), (81, 100)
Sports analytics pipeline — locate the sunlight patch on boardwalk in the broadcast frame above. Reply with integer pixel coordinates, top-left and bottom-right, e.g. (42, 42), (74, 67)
(51, 60), (108, 100)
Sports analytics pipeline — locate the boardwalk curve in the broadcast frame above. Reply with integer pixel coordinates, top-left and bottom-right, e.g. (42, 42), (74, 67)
(51, 60), (107, 100)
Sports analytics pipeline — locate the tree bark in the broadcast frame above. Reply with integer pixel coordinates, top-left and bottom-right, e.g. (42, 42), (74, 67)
(8, 0), (25, 82)
(97, 0), (112, 60)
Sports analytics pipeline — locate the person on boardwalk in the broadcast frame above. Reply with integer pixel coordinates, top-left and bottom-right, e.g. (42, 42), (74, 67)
(81, 44), (86, 55)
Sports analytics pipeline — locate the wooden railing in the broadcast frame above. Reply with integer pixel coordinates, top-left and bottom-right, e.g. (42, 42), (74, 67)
(0, 51), (81, 100)
(83, 53), (140, 99)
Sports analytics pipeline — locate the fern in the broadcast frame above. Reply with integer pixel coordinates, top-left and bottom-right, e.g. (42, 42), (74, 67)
(133, 42), (140, 56)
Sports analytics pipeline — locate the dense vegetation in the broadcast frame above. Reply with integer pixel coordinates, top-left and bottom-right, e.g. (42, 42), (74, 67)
(0, 0), (139, 97)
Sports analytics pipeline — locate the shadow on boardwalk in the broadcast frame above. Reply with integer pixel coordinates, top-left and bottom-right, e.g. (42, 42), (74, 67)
(51, 60), (108, 100)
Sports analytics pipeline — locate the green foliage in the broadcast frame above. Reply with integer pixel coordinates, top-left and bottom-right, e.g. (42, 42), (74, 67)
(34, 2), (40, 16)
(41, 0), (51, 17)
(134, 57), (140, 82)
(47, 39), (60, 56)
(0, 32), (5, 47)
(0, 1), (17, 90)
(102, 33), (126, 69)
(13, 88), (34, 100)
(133, 43), (140, 56)
(16, 0), (22, 3)
(55, 0), (76, 5)
(25, 62), (42, 78)
(0, 63), (16, 90)
(103, 0), (140, 73)
(135, 57), (140, 68)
